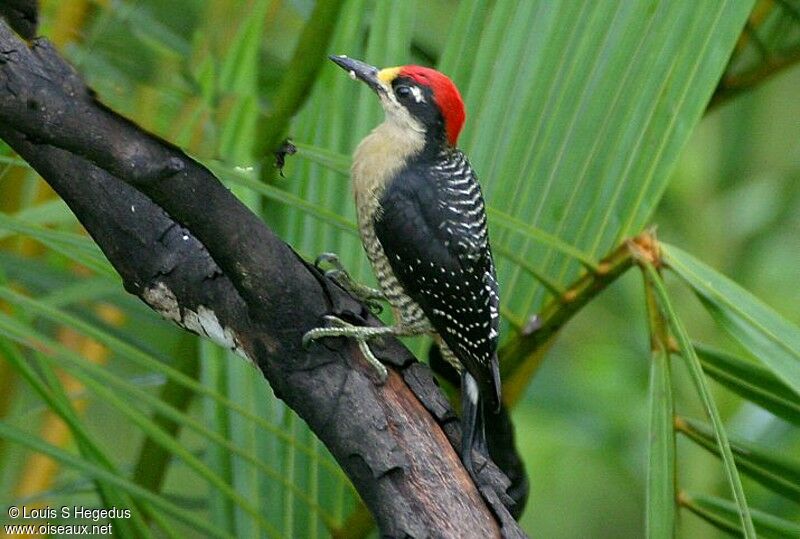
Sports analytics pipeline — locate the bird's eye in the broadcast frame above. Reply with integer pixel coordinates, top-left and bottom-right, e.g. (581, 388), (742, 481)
(395, 85), (412, 99)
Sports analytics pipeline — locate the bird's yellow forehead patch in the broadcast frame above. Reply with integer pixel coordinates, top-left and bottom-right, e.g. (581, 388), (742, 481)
(378, 66), (402, 84)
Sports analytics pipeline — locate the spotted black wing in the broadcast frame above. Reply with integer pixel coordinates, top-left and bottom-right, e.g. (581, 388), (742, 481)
(374, 150), (500, 408)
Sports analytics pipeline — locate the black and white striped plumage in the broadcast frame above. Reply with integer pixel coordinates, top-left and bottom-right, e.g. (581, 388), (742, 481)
(374, 149), (501, 411)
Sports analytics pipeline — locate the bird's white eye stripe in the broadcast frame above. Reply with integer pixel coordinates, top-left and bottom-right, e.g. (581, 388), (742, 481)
(410, 86), (425, 103)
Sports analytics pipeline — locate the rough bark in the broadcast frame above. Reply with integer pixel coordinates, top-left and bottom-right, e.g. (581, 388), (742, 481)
(0, 16), (525, 539)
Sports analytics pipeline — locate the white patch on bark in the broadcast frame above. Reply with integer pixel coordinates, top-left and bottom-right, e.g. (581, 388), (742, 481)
(182, 306), (249, 360)
(142, 282), (182, 323)
(142, 282), (252, 363)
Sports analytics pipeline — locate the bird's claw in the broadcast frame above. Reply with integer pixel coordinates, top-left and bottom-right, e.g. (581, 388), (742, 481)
(315, 252), (346, 273)
(302, 315), (389, 383)
(316, 254), (356, 291)
(301, 330), (316, 349)
(363, 298), (383, 314)
(314, 253), (385, 313)
(322, 314), (350, 327)
(357, 340), (388, 383)
(302, 314), (348, 348)
(328, 268), (383, 313)
(324, 268), (347, 283)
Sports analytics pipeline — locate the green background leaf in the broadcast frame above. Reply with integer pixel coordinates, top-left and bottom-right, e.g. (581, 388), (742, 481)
(664, 242), (800, 397)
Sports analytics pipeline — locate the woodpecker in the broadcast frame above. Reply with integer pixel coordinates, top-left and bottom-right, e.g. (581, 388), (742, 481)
(304, 56), (501, 476)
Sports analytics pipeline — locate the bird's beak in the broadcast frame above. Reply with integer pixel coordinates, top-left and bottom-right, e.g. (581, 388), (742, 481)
(329, 55), (386, 94)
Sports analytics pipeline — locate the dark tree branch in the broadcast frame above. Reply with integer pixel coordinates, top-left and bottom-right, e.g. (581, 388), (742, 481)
(0, 18), (525, 539)
(0, 0), (36, 40)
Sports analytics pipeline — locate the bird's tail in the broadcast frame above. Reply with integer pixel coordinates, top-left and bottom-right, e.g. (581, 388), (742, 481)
(485, 354), (502, 413)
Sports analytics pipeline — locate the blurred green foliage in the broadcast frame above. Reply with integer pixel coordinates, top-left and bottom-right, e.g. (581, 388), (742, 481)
(0, 1), (798, 538)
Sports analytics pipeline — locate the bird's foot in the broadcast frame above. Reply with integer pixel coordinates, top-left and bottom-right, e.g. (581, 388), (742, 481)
(302, 314), (392, 382)
(315, 252), (384, 313)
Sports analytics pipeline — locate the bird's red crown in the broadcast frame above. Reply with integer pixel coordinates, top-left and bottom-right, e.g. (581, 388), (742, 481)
(399, 66), (466, 146)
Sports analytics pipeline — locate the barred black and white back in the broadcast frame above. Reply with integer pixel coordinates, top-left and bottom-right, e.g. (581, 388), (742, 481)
(373, 148), (501, 410)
